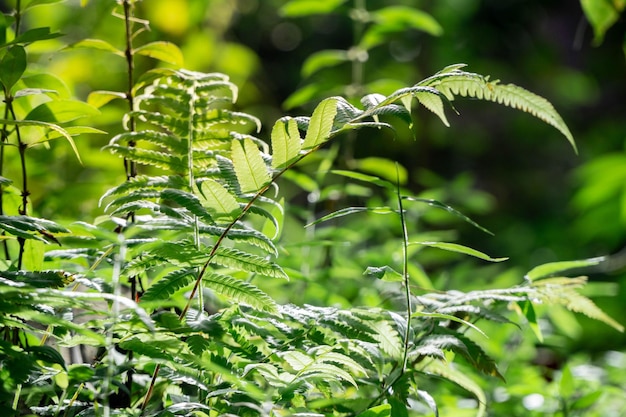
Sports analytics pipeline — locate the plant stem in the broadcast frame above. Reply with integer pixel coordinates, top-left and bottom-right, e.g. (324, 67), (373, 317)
(121, 0), (138, 405)
(10, 102), (28, 269)
(1, 92), (11, 260)
(123, 0), (137, 181)
(397, 166), (412, 373)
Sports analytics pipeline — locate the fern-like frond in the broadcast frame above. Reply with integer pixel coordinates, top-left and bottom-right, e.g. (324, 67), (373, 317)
(532, 277), (624, 332)
(421, 360), (486, 417)
(421, 70), (575, 150)
(105, 144), (186, 172)
(212, 247), (288, 279)
(100, 175), (188, 204)
(109, 130), (186, 154)
(203, 272), (277, 312)
(199, 224), (277, 256)
(0, 215), (68, 243)
(141, 268), (196, 302)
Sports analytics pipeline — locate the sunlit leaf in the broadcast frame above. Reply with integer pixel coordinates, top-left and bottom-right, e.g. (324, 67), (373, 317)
(302, 49), (349, 78)
(65, 38), (124, 56)
(25, 100), (100, 124)
(525, 257), (605, 281)
(410, 241), (508, 262)
(306, 206), (395, 227)
(355, 404), (391, 417)
(580, 0), (624, 45)
(280, 0), (348, 17)
(271, 117), (302, 169)
(87, 90), (127, 108)
(231, 138), (271, 193)
(134, 41), (184, 66)
(302, 97), (338, 150)
(198, 179), (242, 223)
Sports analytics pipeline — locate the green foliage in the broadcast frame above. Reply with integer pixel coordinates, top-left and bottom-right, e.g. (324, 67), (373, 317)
(0, 1), (623, 416)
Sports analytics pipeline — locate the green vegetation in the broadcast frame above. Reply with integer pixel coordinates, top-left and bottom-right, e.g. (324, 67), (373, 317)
(1, 1), (624, 416)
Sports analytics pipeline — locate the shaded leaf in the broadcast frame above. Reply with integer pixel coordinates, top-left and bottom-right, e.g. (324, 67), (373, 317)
(403, 196), (492, 235)
(0, 45), (26, 90)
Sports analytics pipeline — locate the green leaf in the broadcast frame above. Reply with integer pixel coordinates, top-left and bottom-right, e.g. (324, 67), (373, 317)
(0, 13), (6, 46)
(416, 390), (439, 417)
(427, 71), (576, 152)
(87, 90), (127, 108)
(355, 157), (408, 185)
(410, 241), (508, 262)
(423, 360), (486, 417)
(415, 91), (450, 126)
(134, 41), (184, 66)
(364, 265), (403, 282)
(369, 319), (403, 359)
(231, 138), (271, 193)
(26, 345), (66, 369)
(0, 45), (26, 90)
(533, 279), (624, 332)
(11, 27), (63, 45)
(412, 311), (487, 338)
(330, 170), (394, 189)
(361, 6), (442, 48)
(141, 269), (196, 302)
(525, 257), (605, 281)
(0, 270), (74, 288)
(198, 179), (242, 223)
(0, 215), (68, 242)
(25, 99), (100, 123)
(0, 119), (83, 164)
(23, 0), (65, 11)
(119, 337), (173, 361)
(389, 397), (409, 417)
(21, 73), (71, 98)
(65, 38), (124, 56)
(22, 239), (45, 271)
(301, 49), (349, 78)
(160, 188), (214, 223)
(212, 247), (288, 279)
(515, 299), (543, 342)
(302, 97), (338, 150)
(580, 0), (624, 45)
(280, 0), (348, 17)
(559, 364), (574, 398)
(271, 118), (302, 169)
(402, 196), (493, 235)
(306, 206), (395, 227)
(203, 272), (277, 312)
(355, 404), (391, 417)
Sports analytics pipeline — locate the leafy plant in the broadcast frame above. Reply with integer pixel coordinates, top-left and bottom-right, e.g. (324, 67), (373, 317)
(0, 1), (622, 417)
